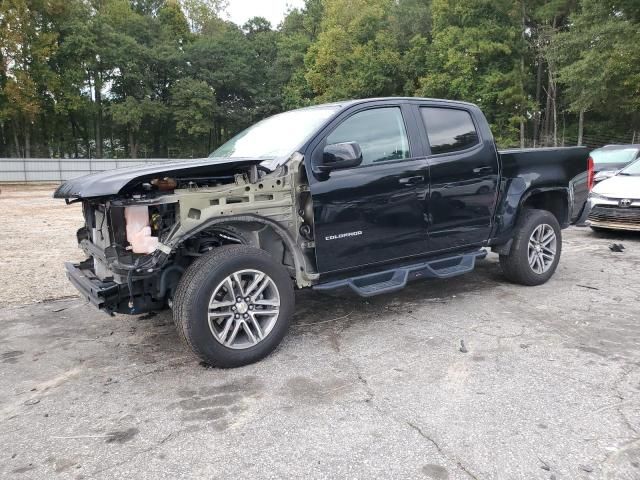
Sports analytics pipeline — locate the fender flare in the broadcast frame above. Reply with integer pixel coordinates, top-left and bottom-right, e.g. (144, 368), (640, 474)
(491, 180), (570, 249)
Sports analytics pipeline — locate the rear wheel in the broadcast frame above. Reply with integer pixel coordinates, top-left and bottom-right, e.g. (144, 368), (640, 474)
(499, 209), (562, 286)
(173, 245), (294, 368)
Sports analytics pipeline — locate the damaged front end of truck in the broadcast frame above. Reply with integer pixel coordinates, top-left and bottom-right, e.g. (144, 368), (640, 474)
(54, 155), (318, 315)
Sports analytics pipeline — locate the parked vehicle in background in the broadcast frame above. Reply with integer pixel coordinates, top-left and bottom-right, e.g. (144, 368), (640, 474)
(587, 158), (640, 232)
(54, 98), (589, 368)
(590, 144), (640, 183)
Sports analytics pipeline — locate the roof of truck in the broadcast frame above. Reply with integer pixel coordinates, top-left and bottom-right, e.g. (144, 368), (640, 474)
(301, 97), (478, 111)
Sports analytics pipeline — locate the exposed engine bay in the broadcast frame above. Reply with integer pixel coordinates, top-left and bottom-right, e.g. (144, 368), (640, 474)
(62, 154), (317, 314)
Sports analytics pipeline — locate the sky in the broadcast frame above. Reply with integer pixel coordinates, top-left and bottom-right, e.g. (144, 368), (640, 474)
(225, 0), (306, 28)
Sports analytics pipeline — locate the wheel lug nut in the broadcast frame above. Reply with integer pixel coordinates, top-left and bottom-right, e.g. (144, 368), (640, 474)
(245, 297), (250, 302)
(243, 314), (248, 318)
(249, 305), (254, 310)
(235, 314), (240, 319)
(231, 306), (236, 311)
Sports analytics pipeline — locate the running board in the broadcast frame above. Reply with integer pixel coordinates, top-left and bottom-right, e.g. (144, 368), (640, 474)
(313, 250), (487, 297)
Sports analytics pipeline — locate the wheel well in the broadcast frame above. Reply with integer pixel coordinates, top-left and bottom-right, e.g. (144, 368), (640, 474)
(203, 222), (294, 271)
(521, 190), (568, 227)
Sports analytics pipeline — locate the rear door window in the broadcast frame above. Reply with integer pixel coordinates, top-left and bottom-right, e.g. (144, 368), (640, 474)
(420, 107), (479, 155)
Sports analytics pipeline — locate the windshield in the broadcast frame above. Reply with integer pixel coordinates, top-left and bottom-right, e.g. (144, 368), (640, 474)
(619, 158), (640, 176)
(209, 106), (339, 162)
(591, 148), (638, 164)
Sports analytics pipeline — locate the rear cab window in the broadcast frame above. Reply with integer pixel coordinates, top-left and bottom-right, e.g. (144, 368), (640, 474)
(420, 107), (480, 155)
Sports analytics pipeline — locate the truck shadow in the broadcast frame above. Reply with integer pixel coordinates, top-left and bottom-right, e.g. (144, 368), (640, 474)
(127, 257), (508, 361)
(290, 256), (506, 333)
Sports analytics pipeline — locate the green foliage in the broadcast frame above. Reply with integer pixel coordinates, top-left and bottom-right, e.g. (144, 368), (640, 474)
(303, 0), (403, 101)
(0, 0), (638, 157)
(552, 0), (640, 118)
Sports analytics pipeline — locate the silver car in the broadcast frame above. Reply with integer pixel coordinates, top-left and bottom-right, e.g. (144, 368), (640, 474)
(587, 158), (640, 232)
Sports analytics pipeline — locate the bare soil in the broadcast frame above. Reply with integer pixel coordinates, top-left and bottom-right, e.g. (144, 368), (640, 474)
(0, 184), (83, 306)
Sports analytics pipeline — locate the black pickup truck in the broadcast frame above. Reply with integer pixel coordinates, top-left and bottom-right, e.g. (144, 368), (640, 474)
(55, 98), (590, 367)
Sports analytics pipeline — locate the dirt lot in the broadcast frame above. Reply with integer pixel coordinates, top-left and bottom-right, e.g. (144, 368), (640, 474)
(0, 184), (83, 305)
(0, 185), (639, 479)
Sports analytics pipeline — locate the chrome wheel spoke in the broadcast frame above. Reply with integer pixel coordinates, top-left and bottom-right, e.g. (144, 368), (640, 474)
(250, 277), (271, 302)
(226, 321), (242, 346)
(207, 269), (280, 350)
(245, 273), (265, 297)
(242, 321), (258, 345)
(249, 313), (265, 340)
(527, 224), (556, 274)
(253, 298), (279, 307)
(232, 273), (245, 297)
(218, 316), (235, 344)
(225, 277), (237, 300)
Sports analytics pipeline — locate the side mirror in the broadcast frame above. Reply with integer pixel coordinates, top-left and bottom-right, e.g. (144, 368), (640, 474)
(318, 142), (363, 172)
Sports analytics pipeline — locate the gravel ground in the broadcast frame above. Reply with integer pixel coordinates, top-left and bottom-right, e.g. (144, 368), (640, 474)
(0, 186), (639, 479)
(0, 184), (83, 306)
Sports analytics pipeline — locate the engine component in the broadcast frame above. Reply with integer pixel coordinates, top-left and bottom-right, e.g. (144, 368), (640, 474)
(125, 206), (159, 254)
(150, 177), (178, 191)
(299, 223), (313, 240)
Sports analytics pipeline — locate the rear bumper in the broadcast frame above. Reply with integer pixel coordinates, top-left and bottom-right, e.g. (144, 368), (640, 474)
(65, 260), (121, 311)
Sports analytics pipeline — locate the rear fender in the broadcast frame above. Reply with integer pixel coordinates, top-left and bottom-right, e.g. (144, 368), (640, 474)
(491, 180), (569, 248)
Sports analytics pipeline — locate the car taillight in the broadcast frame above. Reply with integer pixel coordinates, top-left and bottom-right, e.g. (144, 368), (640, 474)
(587, 156), (594, 191)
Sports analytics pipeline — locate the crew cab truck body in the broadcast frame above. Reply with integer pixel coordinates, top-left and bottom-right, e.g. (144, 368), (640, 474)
(55, 98), (589, 367)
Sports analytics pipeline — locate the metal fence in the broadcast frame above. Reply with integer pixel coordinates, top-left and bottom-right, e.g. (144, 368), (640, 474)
(0, 158), (176, 182)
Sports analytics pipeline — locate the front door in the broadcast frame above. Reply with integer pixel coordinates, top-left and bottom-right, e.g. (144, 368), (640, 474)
(309, 105), (430, 274)
(418, 105), (499, 251)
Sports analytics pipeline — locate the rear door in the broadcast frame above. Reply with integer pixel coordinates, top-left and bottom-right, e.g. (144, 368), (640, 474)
(308, 102), (430, 274)
(416, 104), (499, 251)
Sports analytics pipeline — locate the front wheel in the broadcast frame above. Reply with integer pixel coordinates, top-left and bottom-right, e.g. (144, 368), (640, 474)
(173, 245), (294, 368)
(499, 209), (562, 286)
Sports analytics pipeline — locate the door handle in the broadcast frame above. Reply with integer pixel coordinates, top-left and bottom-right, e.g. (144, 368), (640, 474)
(472, 166), (493, 175)
(399, 175), (424, 186)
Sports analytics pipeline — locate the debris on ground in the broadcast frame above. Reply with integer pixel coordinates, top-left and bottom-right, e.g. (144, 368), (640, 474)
(459, 339), (468, 353)
(609, 243), (625, 252)
(577, 284), (599, 290)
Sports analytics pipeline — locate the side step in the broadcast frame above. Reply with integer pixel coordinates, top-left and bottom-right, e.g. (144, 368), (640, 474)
(313, 250), (487, 298)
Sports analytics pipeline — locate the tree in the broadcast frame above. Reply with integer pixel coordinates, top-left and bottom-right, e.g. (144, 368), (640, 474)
(0, 0), (61, 157)
(303, 0), (403, 102)
(415, 0), (529, 146)
(551, 0), (640, 144)
(171, 77), (216, 152)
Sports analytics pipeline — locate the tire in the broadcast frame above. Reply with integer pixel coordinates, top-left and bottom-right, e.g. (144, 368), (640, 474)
(499, 209), (562, 286)
(173, 245), (294, 368)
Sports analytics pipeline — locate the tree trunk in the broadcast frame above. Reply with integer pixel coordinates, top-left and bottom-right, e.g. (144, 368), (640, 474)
(129, 128), (138, 158)
(533, 59), (543, 147)
(577, 110), (584, 146)
(94, 72), (103, 159)
(24, 120), (31, 158)
(520, 0), (526, 149)
(12, 120), (22, 158)
(552, 81), (558, 147)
